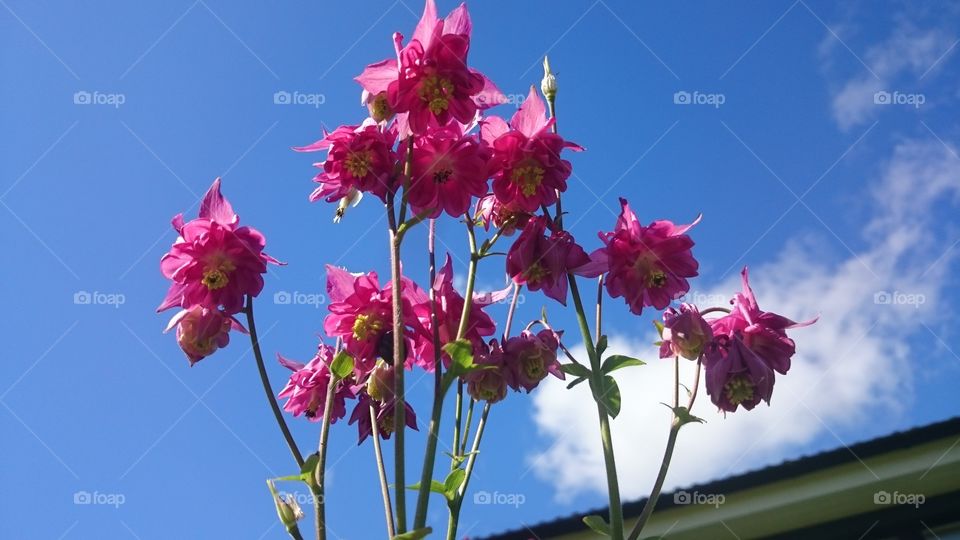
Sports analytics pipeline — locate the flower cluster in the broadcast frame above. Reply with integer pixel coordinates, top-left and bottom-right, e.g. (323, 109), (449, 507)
(465, 329), (565, 403)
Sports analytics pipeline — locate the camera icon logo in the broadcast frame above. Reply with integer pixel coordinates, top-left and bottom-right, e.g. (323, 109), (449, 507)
(74, 91), (92, 105)
(673, 490), (691, 504)
(74, 290), (92, 305)
(874, 490), (891, 504)
(874, 291), (892, 305)
(873, 91), (891, 105)
(274, 90), (292, 105)
(274, 291), (292, 305)
(673, 91), (691, 105)
(473, 490), (491, 505)
(74, 491), (92, 504)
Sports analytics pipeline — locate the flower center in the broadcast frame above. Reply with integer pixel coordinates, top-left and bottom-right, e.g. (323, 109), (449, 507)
(433, 168), (453, 183)
(344, 150), (373, 178)
(511, 163), (545, 197)
(524, 262), (549, 284)
(522, 354), (546, 381)
(724, 375), (755, 405)
(369, 93), (393, 122)
(378, 411), (395, 436)
(352, 313), (385, 341)
(419, 75), (454, 115)
(201, 259), (236, 290)
(647, 270), (667, 288)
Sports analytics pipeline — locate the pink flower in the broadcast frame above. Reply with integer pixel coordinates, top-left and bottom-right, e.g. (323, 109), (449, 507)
(158, 179), (282, 315)
(412, 255), (497, 368)
(703, 334), (774, 413)
(502, 329), (564, 393)
(594, 198), (700, 315)
(659, 303), (713, 360)
(323, 265), (420, 373)
(277, 344), (354, 422)
(506, 216), (605, 305)
(407, 124), (489, 218)
(355, 0), (503, 135)
(294, 123), (398, 203)
(474, 193), (531, 236)
(710, 268), (817, 375)
(164, 306), (246, 365)
(465, 340), (509, 403)
(348, 391), (418, 444)
(484, 87), (583, 212)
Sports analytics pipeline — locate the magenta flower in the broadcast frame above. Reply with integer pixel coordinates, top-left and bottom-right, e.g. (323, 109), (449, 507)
(474, 193), (531, 236)
(506, 216), (605, 305)
(465, 340), (509, 403)
(277, 344), (354, 422)
(659, 303), (713, 360)
(355, 0), (503, 134)
(164, 306), (246, 365)
(710, 267), (817, 375)
(295, 122), (399, 203)
(412, 255), (497, 368)
(158, 179), (282, 315)
(483, 87), (583, 212)
(703, 334), (775, 412)
(502, 329), (564, 393)
(407, 124), (490, 218)
(348, 391), (418, 444)
(594, 198), (700, 315)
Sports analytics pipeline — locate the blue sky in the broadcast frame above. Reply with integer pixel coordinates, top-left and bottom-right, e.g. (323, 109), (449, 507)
(2, 0), (959, 538)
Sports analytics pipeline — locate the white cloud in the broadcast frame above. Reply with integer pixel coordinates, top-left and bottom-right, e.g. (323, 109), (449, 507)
(529, 138), (960, 501)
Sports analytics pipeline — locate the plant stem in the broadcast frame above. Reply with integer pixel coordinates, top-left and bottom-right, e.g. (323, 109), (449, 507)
(595, 275), (605, 343)
(312, 372), (339, 540)
(459, 398), (476, 455)
(567, 276), (624, 540)
(244, 295), (304, 467)
(370, 404), (396, 538)
(446, 402), (491, 540)
(502, 283), (521, 341)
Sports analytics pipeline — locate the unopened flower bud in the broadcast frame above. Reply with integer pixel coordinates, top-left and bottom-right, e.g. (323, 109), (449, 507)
(541, 56), (557, 101)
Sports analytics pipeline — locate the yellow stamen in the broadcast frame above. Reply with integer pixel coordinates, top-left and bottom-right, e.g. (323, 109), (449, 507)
(522, 354), (546, 381)
(724, 375), (755, 405)
(344, 150), (373, 178)
(352, 313), (384, 341)
(418, 75), (454, 115)
(201, 258), (236, 290)
(511, 164), (545, 197)
(524, 262), (549, 284)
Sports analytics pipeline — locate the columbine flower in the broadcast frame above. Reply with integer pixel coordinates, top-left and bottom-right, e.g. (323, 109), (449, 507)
(502, 329), (564, 393)
(704, 334), (774, 412)
(483, 86), (582, 213)
(659, 303), (713, 360)
(474, 193), (531, 236)
(158, 179), (282, 315)
(594, 198), (700, 316)
(506, 216), (605, 305)
(164, 306), (246, 365)
(295, 122), (398, 203)
(407, 124), (490, 218)
(710, 267), (817, 375)
(465, 340), (508, 403)
(348, 391), (418, 444)
(355, 0), (503, 135)
(277, 344), (353, 422)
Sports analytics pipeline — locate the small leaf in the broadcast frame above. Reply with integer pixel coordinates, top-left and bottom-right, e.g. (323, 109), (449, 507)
(653, 319), (665, 336)
(393, 527), (432, 540)
(300, 453), (319, 477)
(407, 480), (446, 495)
(330, 350), (355, 380)
(582, 515), (611, 536)
(596, 335), (608, 356)
(443, 468), (466, 501)
(601, 355), (645, 374)
(599, 375), (621, 418)
(443, 339), (474, 375)
(561, 363), (591, 378)
(566, 376), (588, 390)
(673, 405), (706, 427)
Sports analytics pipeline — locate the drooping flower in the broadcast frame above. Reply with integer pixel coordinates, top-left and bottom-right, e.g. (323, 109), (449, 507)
(158, 179), (282, 315)
(502, 329), (564, 393)
(506, 216), (605, 305)
(348, 391), (418, 444)
(483, 86), (582, 213)
(465, 340), (509, 403)
(594, 198), (700, 316)
(659, 303), (713, 360)
(277, 344), (354, 422)
(295, 122), (398, 203)
(355, 0), (503, 135)
(474, 193), (531, 236)
(710, 267), (817, 375)
(703, 334), (775, 413)
(164, 305), (246, 365)
(407, 124), (490, 218)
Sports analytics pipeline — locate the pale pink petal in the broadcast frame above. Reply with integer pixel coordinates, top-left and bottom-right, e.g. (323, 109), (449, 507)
(355, 58), (398, 95)
(510, 86), (548, 137)
(443, 3), (472, 36)
(411, 0), (439, 47)
(480, 116), (509, 145)
(199, 178), (239, 227)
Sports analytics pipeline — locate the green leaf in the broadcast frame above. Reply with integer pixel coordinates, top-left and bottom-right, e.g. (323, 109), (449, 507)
(407, 480), (446, 495)
(582, 515), (611, 536)
(443, 339), (474, 375)
(300, 453), (319, 477)
(561, 363), (591, 378)
(443, 468), (466, 501)
(673, 405), (705, 427)
(330, 350), (355, 380)
(601, 355), (645, 375)
(653, 319), (665, 336)
(599, 375), (622, 418)
(596, 335), (608, 356)
(393, 527), (432, 540)
(566, 376), (588, 390)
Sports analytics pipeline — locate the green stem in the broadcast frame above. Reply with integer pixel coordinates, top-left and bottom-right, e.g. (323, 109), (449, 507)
(370, 403), (396, 538)
(446, 403), (491, 540)
(459, 398), (476, 455)
(312, 372), (339, 540)
(244, 295), (305, 468)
